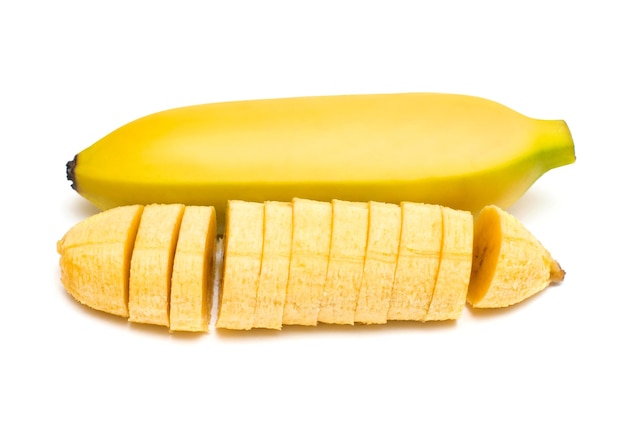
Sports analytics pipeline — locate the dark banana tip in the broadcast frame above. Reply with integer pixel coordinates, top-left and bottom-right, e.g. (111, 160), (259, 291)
(66, 155), (78, 190)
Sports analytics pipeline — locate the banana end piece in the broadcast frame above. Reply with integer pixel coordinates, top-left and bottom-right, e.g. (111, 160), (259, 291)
(467, 205), (564, 309)
(57, 205), (144, 318)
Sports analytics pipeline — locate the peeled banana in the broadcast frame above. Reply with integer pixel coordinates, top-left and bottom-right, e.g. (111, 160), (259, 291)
(66, 93), (575, 229)
(56, 199), (564, 332)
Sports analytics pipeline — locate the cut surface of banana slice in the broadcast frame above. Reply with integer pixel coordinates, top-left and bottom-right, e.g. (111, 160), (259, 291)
(387, 202), (443, 321)
(217, 201), (264, 330)
(424, 207), (473, 321)
(318, 200), (368, 325)
(354, 201), (402, 324)
(254, 201), (293, 329)
(128, 204), (185, 326)
(283, 198), (332, 326)
(170, 206), (216, 332)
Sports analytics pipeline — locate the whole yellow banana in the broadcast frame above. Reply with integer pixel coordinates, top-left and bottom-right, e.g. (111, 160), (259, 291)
(66, 93), (575, 226)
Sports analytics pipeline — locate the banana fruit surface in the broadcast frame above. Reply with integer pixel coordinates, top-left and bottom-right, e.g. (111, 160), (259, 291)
(66, 93), (575, 227)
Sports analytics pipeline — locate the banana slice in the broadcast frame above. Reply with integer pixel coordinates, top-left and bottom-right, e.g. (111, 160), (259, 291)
(169, 206), (216, 332)
(283, 198), (332, 326)
(318, 200), (368, 325)
(57, 205), (144, 317)
(254, 201), (293, 329)
(216, 201), (264, 329)
(128, 204), (185, 326)
(354, 201), (402, 324)
(424, 206), (473, 321)
(467, 205), (565, 308)
(388, 202), (443, 321)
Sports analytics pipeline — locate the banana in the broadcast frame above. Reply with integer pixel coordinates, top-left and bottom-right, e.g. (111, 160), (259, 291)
(216, 200), (264, 330)
(424, 207), (474, 321)
(254, 201), (292, 330)
(283, 198), (332, 326)
(387, 202), (443, 321)
(467, 205), (565, 308)
(57, 200), (565, 332)
(169, 205), (216, 332)
(354, 201), (402, 324)
(318, 200), (369, 325)
(128, 204), (185, 327)
(66, 93), (575, 230)
(57, 204), (143, 318)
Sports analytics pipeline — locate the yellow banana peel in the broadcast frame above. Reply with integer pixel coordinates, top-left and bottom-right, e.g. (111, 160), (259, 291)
(66, 93), (575, 228)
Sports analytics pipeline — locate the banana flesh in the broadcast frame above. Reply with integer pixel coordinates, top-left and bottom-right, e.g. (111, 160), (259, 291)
(317, 200), (369, 325)
(170, 206), (216, 332)
(353, 201), (402, 324)
(128, 204), (185, 327)
(467, 205), (565, 308)
(253, 201), (292, 329)
(57, 204), (143, 317)
(282, 198), (332, 326)
(57, 200), (564, 332)
(387, 203), (443, 321)
(216, 201), (264, 330)
(66, 93), (575, 230)
(424, 207), (474, 320)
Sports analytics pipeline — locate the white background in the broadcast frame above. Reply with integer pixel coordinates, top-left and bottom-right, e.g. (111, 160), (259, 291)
(2, 1), (624, 437)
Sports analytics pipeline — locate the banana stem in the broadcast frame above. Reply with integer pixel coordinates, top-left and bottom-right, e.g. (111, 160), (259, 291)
(66, 155), (78, 190)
